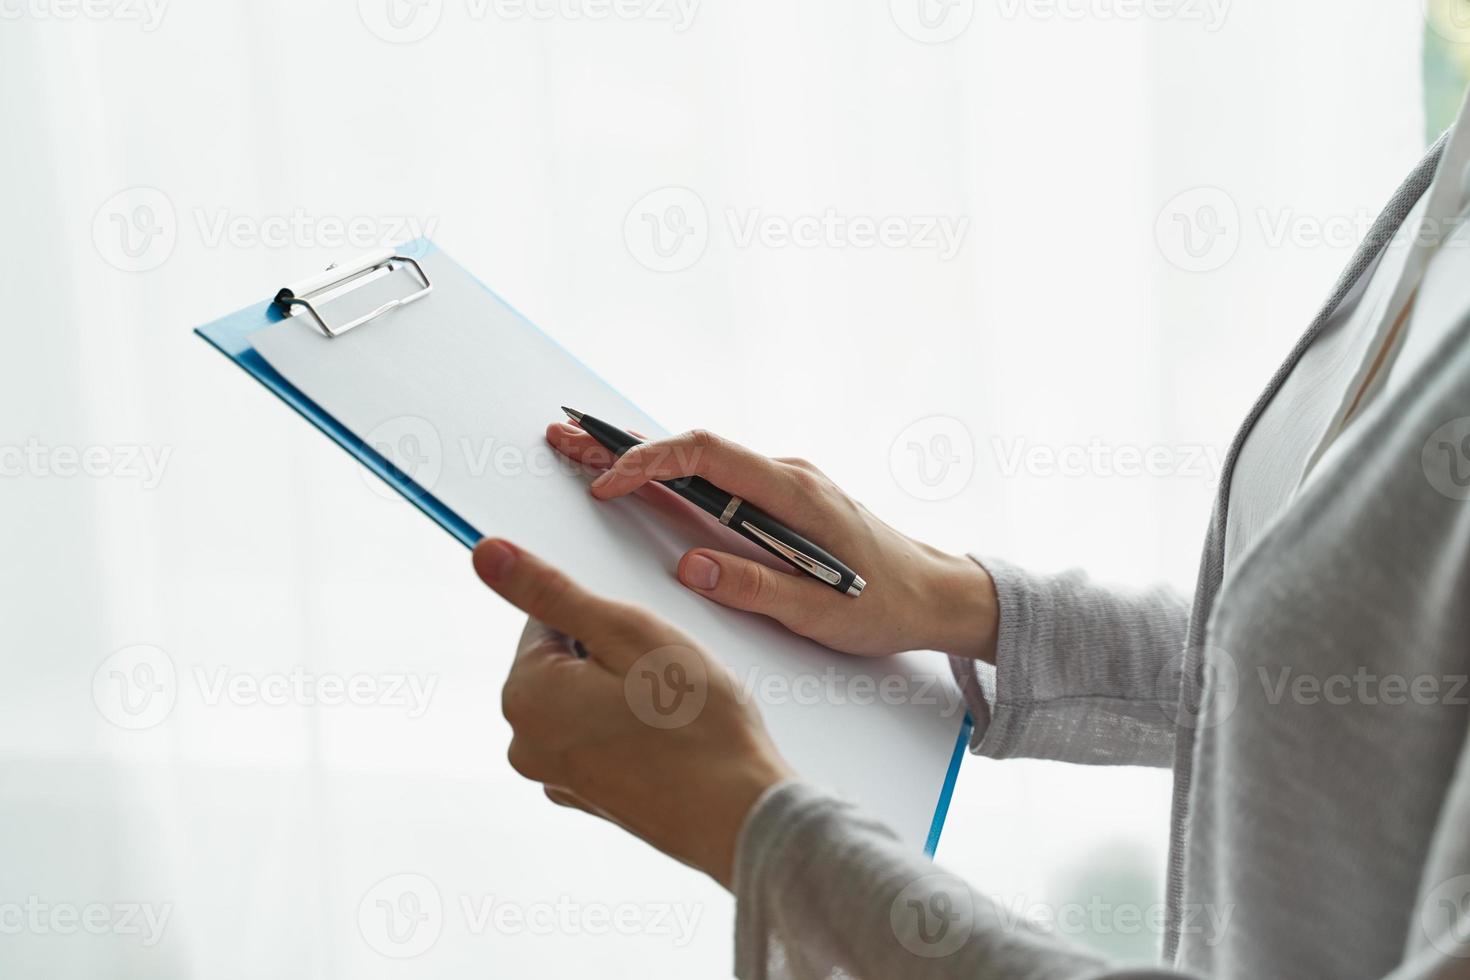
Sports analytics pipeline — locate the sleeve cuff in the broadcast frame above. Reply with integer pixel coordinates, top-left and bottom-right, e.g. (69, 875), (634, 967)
(949, 555), (1177, 768)
(732, 781), (899, 979)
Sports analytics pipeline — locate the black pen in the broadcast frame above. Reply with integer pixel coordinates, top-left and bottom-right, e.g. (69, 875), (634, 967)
(562, 408), (866, 597)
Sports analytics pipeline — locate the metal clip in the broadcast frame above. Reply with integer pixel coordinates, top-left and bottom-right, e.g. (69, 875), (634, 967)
(274, 248), (432, 338)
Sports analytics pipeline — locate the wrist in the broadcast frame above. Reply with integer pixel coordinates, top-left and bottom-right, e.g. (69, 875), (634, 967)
(923, 553), (999, 664)
(698, 747), (793, 891)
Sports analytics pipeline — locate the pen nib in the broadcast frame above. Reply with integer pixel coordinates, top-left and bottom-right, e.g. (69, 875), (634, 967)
(561, 406), (585, 424)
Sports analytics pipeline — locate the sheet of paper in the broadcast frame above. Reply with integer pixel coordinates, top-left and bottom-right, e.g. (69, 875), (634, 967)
(249, 248), (966, 847)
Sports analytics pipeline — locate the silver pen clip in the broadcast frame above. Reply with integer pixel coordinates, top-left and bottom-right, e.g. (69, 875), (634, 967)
(739, 521), (843, 586)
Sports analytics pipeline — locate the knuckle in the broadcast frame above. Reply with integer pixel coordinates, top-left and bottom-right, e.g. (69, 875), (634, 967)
(683, 429), (724, 463)
(544, 786), (576, 809)
(613, 445), (647, 475)
(505, 739), (542, 780)
(786, 466), (825, 495)
(609, 603), (661, 641)
(684, 428), (717, 449)
(525, 567), (573, 614)
(500, 678), (534, 727)
(623, 604), (661, 631)
(735, 563), (778, 608)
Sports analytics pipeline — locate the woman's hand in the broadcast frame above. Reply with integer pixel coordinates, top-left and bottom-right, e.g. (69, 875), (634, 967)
(547, 423), (999, 663)
(472, 537), (794, 889)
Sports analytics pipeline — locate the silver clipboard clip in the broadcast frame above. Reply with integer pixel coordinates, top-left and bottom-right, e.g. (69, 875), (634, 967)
(274, 248), (432, 338)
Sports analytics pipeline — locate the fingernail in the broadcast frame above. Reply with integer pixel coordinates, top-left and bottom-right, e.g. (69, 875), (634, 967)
(552, 422), (578, 435)
(476, 540), (517, 582)
(590, 470), (614, 491)
(683, 554), (720, 590)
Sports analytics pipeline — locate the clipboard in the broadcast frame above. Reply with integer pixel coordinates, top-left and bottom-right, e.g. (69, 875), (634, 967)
(194, 239), (970, 856)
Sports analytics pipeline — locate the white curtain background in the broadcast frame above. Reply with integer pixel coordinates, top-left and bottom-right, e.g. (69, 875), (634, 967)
(0, 1), (1425, 976)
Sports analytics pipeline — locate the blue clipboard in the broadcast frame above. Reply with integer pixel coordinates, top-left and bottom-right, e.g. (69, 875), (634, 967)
(194, 238), (970, 856)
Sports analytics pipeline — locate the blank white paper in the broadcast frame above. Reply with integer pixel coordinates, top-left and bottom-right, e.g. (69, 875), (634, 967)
(249, 247), (966, 848)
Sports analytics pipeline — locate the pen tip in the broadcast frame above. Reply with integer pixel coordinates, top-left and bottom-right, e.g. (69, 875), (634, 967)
(561, 406), (584, 423)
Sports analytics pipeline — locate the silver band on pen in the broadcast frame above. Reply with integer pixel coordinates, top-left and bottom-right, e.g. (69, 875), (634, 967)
(718, 496), (742, 526)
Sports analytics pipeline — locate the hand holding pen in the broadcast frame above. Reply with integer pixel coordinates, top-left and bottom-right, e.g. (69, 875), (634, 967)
(563, 407), (866, 597)
(546, 417), (1000, 662)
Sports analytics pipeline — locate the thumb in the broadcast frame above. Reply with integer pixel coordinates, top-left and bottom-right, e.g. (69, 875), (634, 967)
(676, 548), (834, 631)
